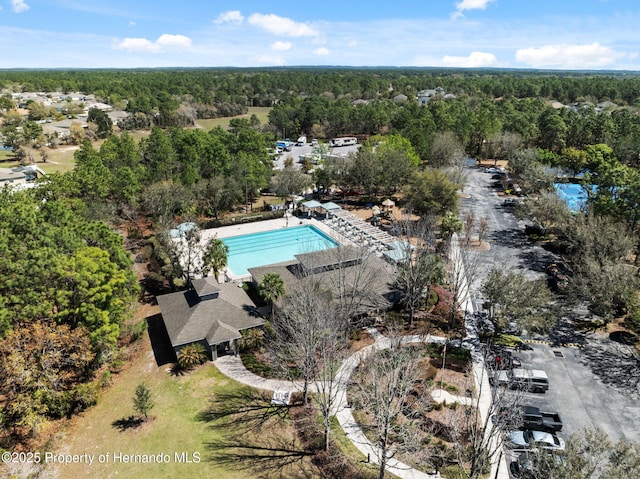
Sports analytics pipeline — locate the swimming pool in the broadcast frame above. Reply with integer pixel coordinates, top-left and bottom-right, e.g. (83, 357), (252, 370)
(554, 183), (591, 212)
(222, 225), (339, 276)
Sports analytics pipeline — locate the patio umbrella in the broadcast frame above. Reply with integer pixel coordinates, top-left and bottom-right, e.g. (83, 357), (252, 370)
(372, 205), (381, 216)
(382, 198), (395, 210)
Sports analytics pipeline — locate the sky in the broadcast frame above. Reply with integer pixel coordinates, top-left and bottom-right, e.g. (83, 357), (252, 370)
(1, 0), (640, 70)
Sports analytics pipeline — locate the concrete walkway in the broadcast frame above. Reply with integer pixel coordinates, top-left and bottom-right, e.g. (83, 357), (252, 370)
(214, 326), (487, 479)
(214, 354), (318, 395)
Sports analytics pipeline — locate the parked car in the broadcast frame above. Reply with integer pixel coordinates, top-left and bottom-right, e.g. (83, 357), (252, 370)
(490, 368), (549, 393)
(502, 321), (522, 335)
(510, 451), (565, 478)
(494, 406), (563, 432)
(505, 430), (565, 452)
(510, 368), (549, 393)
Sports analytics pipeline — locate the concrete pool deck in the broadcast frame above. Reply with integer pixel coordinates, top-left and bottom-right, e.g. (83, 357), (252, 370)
(199, 216), (358, 281)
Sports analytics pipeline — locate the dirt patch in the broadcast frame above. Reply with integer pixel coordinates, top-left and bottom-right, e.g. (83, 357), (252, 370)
(348, 329), (375, 353)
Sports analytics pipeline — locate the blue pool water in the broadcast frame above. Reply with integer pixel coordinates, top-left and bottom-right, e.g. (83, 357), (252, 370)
(222, 225), (339, 276)
(554, 183), (591, 212)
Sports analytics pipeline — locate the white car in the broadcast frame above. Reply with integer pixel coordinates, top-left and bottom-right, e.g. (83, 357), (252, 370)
(505, 430), (565, 451)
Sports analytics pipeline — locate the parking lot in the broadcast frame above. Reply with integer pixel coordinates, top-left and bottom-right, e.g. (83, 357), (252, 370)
(461, 167), (640, 473)
(271, 140), (360, 170)
(499, 342), (640, 443)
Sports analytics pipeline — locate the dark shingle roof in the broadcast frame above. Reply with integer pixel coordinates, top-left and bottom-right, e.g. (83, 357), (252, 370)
(156, 279), (264, 348)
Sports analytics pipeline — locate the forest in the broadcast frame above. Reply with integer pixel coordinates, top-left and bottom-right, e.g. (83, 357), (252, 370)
(2, 67), (640, 451)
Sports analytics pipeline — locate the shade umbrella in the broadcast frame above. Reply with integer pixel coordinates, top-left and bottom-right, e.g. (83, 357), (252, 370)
(382, 198), (395, 211)
(372, 205), (381, 216)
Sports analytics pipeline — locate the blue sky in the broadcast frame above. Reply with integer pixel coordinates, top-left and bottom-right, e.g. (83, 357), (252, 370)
(1, 0), (640, 70)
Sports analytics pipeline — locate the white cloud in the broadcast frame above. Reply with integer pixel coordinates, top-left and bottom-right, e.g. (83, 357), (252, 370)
(516, 43), (626, 69)
(248, 13), (319, 37)
(10, 0), (29, 13)
(451, 0), (495, 20)
(271, 41), (292, 51)
(256, 54), (286, 66)
(128, 21), (136, 27)
(114, 37), (158, 53)
(441, 51), (498, 67)
(156, 34), (192, 48)
(313, 47), (330, 56)
(114, 34), (192, 53)
(214, 10), (244, 25)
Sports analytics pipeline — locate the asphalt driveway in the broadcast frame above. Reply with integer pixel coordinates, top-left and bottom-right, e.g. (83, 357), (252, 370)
(460, 166), (640, 444)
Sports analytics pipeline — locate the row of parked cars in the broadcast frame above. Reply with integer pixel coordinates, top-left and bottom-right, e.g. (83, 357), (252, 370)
(485, 344), (566, 477)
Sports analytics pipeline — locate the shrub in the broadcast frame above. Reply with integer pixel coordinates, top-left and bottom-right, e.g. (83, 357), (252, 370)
(426, 289), (439, 309)
(72, 381), (101, 412)
(240, 352), (274, 377)
(494, 334), (522, 348)
(177, 343), (208, 370)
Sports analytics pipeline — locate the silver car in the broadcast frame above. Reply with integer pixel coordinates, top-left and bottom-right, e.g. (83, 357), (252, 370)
(505, 430), (565, 451)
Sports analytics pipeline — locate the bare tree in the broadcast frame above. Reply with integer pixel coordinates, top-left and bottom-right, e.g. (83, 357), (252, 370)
(514, 193), (571, 234)
(393, 214), (444, 326)
(447, 356), (526, 479)
(351, 332), (426, 479)
(270, 275), (348, 406)
(464, 211), (475, 245)
(480, 266), (555, 333)
(321, 245), (393, 324)
(430, 131), (464, 168)
(477, 216), (489, 243)
(447, 234), (485, 335)
(157, 222), (226, 287)
(516, 427), (640, 479)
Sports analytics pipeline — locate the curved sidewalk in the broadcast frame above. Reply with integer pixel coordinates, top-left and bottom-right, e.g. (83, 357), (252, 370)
(214, 328), (480, 479)
(214, 354), (313, 394)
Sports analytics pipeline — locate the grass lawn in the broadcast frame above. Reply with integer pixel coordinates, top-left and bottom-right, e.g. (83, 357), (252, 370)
(50, 320), (320, 479)
(0, 150), (12, 162)
(195, 107), (271, 131)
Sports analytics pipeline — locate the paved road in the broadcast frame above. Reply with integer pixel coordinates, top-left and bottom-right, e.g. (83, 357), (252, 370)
(460, 166), (640, 450)
(459, 168), (557, 290)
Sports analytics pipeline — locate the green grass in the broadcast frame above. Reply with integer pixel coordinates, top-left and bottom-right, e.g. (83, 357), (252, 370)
(195, 107), (272, 131)
(0, 150), (12, 162)
(328, 416), (381, 478)
(51, 347), (318, 479)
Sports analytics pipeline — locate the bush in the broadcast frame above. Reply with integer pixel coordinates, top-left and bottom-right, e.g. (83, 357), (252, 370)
(624, 309), (640, 335)
(494, 334), (523, 348)
(426, 289), (439, 309)
(72, 381), (101, 412)
(240, 352), (274, 377)
(121, 320), (147, 344)
(177, 343), (208, 370)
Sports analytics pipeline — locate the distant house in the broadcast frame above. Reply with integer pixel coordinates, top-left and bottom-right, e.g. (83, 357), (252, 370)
(156, 277), (265, 361)
(417, 87), (455, 105)
(0, 167), (28, 187)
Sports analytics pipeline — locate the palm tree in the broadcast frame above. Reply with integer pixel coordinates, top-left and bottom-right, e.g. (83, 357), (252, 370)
(201, 237), (229, 280)
(177, 343), (208, 370)
(258, 273), (285, 319)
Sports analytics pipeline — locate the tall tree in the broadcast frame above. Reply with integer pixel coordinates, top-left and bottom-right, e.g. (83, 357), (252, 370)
(351, 332), (425, 479)
(406, 168), (459, 217)
(394, 215), (444, 326)
(258, 273), (286, 319)
(87, 107), (113, 138)
(140, 126), (177, 182)
(270, 166), (312, 203)
(201, 237), (229, 280)
(0, 322), (94, 437)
